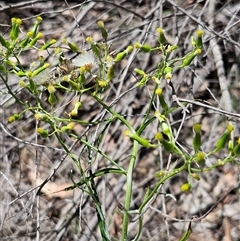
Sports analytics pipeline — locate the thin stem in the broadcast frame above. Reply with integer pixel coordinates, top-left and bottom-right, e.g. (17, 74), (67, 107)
(121, 140), (139, 241)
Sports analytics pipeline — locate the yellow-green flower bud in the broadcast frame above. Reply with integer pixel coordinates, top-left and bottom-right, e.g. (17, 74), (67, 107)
(70, 109), (78, 117)
(28, 32), (43, 46)
(156, 28), (166, 44)
(31, 16), (42, 37)
(67, 122), (75, 130)
(41, 39), (56, 50)
(154, 170), (166, 178)
(155, 90), (168, 111)
(98, 80), (108, 88)
(61, 123), (75, 132)
(125, 130), (155, 147)
(136, 75), (148, 87)
(47, 85), (56, 94)
(134, 68), (146, 76)
(155, 88), (163, 96)
(34, 113), (42, 120)
(228, 139), (234, 154)
(37, 127), (49, 138)
(20, 32), (33, 48)
(10, 18), (22, 41)
(36, 16), (42, 23)
(193, 123), (201, 151)
(155, 132), (178, 153)
(86, 36), (93, 43)
(74, 101), (82, 109)
(180, 48), (202, 67)
(19, 80), (26, 87)
(164, 66), (172, 74)
(165, 73), (172, 80)
(196, 29), (203, 48)
(191, 173), (200, 181)
(131, 133), (153, 148)
(71, 101), (82, 116)
(233, 137), (240, 156)
(166, 45), (178, 53)
(215, 124), (234, 151)
(32, 63), (50, 77)
(67, 41), (80, 53)
(97, 20), (108, 41)
(196, 151), (205, 167)
(8, 116), (15, 123)
(126, 45), (133, 53)
(115, 51), (126, 62)
(139, 44), (151, 53)
(217, 159), (224, 166)
(8, 114), (20, 123)
(48, 92), (57, 106)
(181, 183), (192, 192)
(161, 122), (171, 136)
(107, 65), (114, 80)
(134, 42), (141, 49)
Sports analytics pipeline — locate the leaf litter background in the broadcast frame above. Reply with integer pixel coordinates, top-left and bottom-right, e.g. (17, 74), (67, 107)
(0, 0), (240, 240)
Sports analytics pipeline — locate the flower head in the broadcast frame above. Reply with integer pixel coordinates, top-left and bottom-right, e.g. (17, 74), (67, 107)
(72, 51), (96, 69)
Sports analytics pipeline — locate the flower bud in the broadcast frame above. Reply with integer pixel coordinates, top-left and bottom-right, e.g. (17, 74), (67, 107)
(37, 128), (49, 138)
(217, 159), (224, 166)
(180, 48), (202, 67)
(20, 32), (33, 48)
(228, 139), (234, 154)
(98, 80), (108, 88)
(10, 18), (22, 41)
(34, 113), (42, 120)
(155, 132), (178, 153)
(196, 151), (205, 167)
(47, 85), (56, 94)
(155, 89), (168, 111)
(164, 66), (172, 74)
(154, 170), (166, 178)
(193, 123), (201, 151)
(67, 41), (80, 53)
(61, 123), (75, 132)
(19, 80), (26, 87)
(41, 39), (56, 50)
(139, 44), (151, 53)
(156, 28), (167, 44)
(215, 124), (234, 151)
(233, 137), (240, 156)
(97, 20), (108, 41)
(8, 114), (20, 123)
(196, 29), (203, 48)
(32, 63), (50, 77)
(165, 73), (172, 80)
(191, 173), (200, 181)
(134, 68), (146, 76)
(181, 183), (192, 192)
(125, 130), (155, 148)
(31, 16), (43, 37)
(107, 65), (114, 80)
(115, 51), (126, 62)
(28, 32), (43, 47)
(48, 92), (57, 106)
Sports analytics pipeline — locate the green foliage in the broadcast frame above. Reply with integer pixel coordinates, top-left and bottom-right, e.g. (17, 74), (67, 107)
(1, 17), (239, 241)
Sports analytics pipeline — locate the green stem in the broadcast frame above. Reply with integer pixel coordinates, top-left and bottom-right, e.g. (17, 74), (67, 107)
(92, 94), (135, 133)
(121, 140), (139, 241)
(139, 162), (188, 215)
